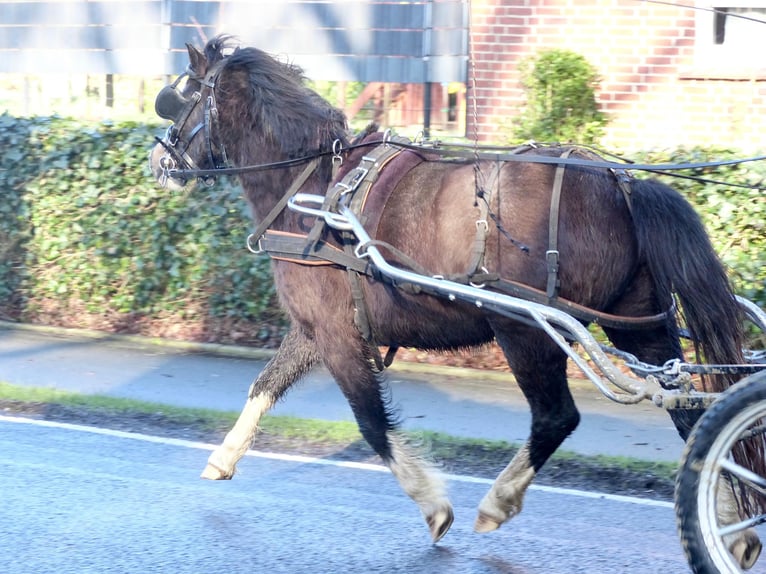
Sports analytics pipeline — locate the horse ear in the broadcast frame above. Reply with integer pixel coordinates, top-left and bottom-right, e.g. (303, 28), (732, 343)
(186, 43), (207, 76)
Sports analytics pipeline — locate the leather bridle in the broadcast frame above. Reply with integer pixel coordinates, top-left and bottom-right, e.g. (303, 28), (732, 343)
(154, 64), (229, 187)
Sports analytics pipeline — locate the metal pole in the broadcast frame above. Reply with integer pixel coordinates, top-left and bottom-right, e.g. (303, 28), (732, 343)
(423, 83), (432, 139)
(422, 0), (433, 138)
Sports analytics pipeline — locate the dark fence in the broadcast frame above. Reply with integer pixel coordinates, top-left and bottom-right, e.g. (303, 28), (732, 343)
(0, 0), (469, 82)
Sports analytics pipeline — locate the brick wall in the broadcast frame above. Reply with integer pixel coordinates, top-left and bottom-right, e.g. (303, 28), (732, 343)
(467, 0), (766, 153)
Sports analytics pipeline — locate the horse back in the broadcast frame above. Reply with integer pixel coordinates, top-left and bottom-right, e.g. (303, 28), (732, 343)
(376, 150), (637, 309)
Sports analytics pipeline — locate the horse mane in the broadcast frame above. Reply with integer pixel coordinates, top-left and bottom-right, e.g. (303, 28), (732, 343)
(203, 35), (349, 159)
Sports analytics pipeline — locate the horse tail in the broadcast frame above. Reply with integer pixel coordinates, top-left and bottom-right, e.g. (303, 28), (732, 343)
(628, 177), (744, 392)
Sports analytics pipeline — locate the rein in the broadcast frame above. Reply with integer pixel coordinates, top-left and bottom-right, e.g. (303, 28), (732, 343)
(167, 137), (766, 190)
(153, 63), (766, 189)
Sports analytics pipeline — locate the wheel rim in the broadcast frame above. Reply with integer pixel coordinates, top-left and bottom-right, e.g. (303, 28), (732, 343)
(697, 400), (766, 572)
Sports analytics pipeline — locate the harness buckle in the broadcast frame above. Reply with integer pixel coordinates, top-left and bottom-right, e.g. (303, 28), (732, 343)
(545, 249), (560, 299)
(332, 139), (343, 167)
(336, 167), (369, 195)
(469, 266), (490, 289)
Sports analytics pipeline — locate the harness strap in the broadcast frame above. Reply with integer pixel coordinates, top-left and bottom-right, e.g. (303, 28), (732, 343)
(467, 274), (671, 330)
(344, 140), (408, 368)
(246, 158), (321, 251)
(611, 167), (634, 216)
(468, 161), (501, 276)
(260, 231), (671, 331)
(257, 230), (371, 273)
(546, 148), (574, 300)
(348, 137), (411, 218)
(306, 137), (410, 248)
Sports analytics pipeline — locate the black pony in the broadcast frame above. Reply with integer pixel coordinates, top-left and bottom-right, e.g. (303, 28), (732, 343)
(149, 37), (755, 558)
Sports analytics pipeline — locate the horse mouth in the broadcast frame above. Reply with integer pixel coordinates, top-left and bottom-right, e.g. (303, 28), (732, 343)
(149, 145), (188, 191)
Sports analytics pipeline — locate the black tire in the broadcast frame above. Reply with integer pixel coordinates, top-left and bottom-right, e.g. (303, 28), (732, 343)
(676, 370), (766, 574)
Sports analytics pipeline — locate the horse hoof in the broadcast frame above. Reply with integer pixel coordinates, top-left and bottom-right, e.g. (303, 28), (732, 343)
(200, 462), (233, 480)
(474, 511), (502, 533)
(427, 506), (454, 543)
(730, 529), (762, 570)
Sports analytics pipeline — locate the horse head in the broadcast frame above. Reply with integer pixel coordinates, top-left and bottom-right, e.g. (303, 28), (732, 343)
(149, 39), (232, 190)
(149, 35), (349, 192)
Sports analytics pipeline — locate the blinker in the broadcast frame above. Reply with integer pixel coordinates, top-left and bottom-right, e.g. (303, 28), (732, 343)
(155, 71), (196, 122)
(155, 83), (190, 123)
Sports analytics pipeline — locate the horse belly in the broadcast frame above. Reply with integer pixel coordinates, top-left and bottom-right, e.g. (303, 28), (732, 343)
(366, 163), (497, 349)
(365, 280), (495, 350)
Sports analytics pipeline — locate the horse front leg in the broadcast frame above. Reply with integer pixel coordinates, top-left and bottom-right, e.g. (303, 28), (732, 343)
(201, 326), (319, 480)
(319, 329), (454, 542)
(475, 327), (580, 532)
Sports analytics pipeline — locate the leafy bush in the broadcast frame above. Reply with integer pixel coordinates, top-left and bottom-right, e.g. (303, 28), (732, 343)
(0, 115), (762, 349)
(510, 48), (608, 145)
(0, 114), (286, 345)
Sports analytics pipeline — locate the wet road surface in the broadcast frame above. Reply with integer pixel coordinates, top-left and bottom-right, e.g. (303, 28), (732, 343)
(0, 415), (690, 574)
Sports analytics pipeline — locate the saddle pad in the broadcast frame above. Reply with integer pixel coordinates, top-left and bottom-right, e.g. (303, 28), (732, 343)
(334, 133), (426, 237)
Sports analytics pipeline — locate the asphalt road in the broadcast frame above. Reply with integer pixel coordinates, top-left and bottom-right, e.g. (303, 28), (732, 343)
(0, 322), (684, 462)
(0, 415), (690, 574)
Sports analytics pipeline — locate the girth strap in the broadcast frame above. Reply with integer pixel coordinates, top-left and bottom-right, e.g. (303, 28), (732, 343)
(546, 148), (574, 300)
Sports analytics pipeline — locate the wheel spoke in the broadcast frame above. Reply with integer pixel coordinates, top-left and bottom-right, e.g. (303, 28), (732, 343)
(718, 512), (766, 537)
(721, 458), (766, 494)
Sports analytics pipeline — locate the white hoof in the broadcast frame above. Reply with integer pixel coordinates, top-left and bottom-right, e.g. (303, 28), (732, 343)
(474, 511), (502, 533)
(200, 461), (234, 480)
(729, 529), (762, 570)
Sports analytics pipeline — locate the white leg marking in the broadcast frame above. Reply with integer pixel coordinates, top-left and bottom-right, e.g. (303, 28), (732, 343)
(201, 389), (274, 480)
(475, 445), (536, 532)
(717, 479), (762, 569)
(387, 432), (454, 542)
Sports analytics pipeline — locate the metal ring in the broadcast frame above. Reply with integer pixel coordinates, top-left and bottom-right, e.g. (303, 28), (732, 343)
(246, 233), (263, 254)
(470, 266), (489, 289)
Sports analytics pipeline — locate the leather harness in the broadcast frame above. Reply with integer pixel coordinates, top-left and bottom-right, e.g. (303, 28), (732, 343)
(252, 138), (669, 368)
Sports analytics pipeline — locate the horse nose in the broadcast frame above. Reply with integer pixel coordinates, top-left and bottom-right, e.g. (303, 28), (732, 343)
(148, 144), (185, 190)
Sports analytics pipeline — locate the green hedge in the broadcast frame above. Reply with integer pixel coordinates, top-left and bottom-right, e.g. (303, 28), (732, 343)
(0, 115), (763, 346)
(0, 114), (286, 345)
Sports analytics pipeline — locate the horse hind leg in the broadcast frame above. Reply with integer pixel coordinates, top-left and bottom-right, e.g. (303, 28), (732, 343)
(475, 325), (580, 532)
(319, 330), (454, 542)
(201, 326), (320, 480)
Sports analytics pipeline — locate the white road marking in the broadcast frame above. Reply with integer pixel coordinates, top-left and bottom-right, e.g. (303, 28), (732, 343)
(0, 414), (673, 509)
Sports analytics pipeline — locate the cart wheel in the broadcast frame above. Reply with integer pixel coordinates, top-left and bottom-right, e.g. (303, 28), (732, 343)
(676, 370), (766, 573)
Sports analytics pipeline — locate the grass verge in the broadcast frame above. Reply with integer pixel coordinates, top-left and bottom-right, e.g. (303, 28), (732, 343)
(0, 381), (678, 496)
